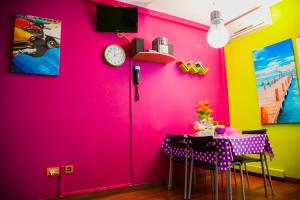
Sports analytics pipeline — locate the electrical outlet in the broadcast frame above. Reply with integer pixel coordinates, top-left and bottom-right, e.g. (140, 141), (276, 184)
(46, 167), (60, 176)
(64, 165), (74, 174)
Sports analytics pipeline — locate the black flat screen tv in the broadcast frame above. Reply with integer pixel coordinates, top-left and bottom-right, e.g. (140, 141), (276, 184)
(96, 5), (138, 33)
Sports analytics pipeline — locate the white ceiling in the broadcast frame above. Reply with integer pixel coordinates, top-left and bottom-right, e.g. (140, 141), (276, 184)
(117, 0), (281, 26)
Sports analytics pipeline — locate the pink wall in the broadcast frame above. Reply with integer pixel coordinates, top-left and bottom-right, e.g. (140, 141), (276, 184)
(0, 0), (229, 199)
(131, 13), (229, 184)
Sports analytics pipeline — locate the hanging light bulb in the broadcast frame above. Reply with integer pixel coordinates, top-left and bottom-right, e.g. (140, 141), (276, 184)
(206, 10), (229, 48)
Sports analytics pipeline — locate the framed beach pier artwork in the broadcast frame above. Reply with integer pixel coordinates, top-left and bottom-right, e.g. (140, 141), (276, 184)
(253, 39), (300, 124)
(11, 14), (61, 76)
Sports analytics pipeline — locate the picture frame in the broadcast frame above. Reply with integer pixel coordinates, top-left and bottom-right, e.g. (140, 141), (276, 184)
(252, 39), (300, 124)
(11, 14), (61, 76)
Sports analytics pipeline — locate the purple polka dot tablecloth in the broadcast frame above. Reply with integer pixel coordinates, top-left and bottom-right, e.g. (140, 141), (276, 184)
(162, 134), (274, 171)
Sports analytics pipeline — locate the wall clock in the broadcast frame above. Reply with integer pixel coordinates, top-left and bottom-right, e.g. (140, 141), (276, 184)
(103, 44), (126, 67)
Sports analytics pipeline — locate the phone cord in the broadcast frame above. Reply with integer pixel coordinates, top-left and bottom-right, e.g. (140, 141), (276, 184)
(135, 86), (139, 101)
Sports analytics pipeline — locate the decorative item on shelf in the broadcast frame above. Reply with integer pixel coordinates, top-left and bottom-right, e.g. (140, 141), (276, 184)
(176, 60), (209, 76)
(168, 44), (174, 55)
(152, 36), (169, 54)
(131, 38), (144, 57)
(176, 60), (190, 74)
(195, 61), (209, 75)
(187, 62), (198, 74)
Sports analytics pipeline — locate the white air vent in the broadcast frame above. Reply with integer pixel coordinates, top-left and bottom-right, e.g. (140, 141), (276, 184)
(225, 6), (272, 40)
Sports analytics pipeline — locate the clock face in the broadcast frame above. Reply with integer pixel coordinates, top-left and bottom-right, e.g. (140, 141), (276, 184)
(103, 44), (126, 67)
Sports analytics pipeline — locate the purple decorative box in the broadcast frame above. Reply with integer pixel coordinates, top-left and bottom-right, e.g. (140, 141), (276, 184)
(215, 128), (226, 134)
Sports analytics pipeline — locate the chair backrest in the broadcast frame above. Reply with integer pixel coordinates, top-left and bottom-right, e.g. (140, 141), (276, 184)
(166, 134), (186, 148)
(187, 136), (217, 152)
(242, 129), (266, 135)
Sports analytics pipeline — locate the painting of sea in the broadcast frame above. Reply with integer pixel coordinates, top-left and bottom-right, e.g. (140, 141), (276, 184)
(253, 39), (300, 124)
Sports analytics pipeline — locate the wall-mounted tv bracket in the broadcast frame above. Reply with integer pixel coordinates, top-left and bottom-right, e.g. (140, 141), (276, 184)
(117, 32), (131, 43)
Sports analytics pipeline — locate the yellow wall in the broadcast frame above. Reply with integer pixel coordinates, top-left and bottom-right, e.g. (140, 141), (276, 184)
(224, 0), (300, 179)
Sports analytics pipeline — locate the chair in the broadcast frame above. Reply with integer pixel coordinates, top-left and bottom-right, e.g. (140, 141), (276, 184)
(233, 129), (274, 197)
(166, 134), (189, 199)
(187, 136), (246, 200)
(186, 136), (219, 200)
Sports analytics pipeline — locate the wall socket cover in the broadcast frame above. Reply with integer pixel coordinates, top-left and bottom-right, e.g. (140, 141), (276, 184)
(64, 165), (74, 174)
(46, 167), (60, 176)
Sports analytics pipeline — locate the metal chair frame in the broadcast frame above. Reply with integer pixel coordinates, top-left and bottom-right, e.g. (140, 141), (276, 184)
(167, 134), (189, 199)
(186, 136), (219, 200)
(233, 129), (274, 197)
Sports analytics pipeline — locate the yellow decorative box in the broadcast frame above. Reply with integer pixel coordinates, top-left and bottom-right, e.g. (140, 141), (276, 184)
(187, 62), (198, 74)
(176, 60), (190, 74)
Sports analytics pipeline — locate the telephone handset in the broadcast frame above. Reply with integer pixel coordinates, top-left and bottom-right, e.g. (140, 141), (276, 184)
(134, 66), (140, 101)
(134, 65), (140, 85)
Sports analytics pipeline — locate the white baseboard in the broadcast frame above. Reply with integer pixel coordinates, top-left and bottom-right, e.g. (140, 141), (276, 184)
(245, 164), (285, 178)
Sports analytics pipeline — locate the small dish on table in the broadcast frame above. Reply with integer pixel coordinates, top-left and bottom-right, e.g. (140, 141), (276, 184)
(215, 127), (226, 135)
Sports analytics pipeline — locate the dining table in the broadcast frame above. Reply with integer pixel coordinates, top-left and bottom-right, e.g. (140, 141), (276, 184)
(162, 133), (274, 200)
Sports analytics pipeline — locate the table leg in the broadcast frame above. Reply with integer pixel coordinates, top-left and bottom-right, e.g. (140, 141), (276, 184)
(226, 168), (232, 200)
(168, 153), (173, 190)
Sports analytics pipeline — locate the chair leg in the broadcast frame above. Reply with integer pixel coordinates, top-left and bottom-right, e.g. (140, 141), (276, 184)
(193, 168), (197, 185)
(204, 169), (207, 185)
(184, 152), (188, 199)
(239, 164), (246, 200)
(264, 154), (275, 195)
(244, 162), (250, 187)
(214, 169), (218, 200)
(260, 153), (268, 197)
(226, 167), (232, 200)
(233, 165), (237, 185)
(211, 171), (215, 193)
(168, 153), (173, 190)
(188, 154), (194, 200)
(221, 171), (224, 192)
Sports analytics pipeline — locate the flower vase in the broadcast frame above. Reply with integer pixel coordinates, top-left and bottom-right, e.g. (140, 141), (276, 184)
(197, 113), (210, 130)
(197, 113), (210, 121)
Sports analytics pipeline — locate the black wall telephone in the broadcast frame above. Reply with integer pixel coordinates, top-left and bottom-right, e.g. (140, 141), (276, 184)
(134, 65), (140, 85)
(134, 65), (140, 101)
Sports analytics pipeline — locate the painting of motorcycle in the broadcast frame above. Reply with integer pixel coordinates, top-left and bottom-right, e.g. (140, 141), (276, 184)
(12, 14), (61, 76)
